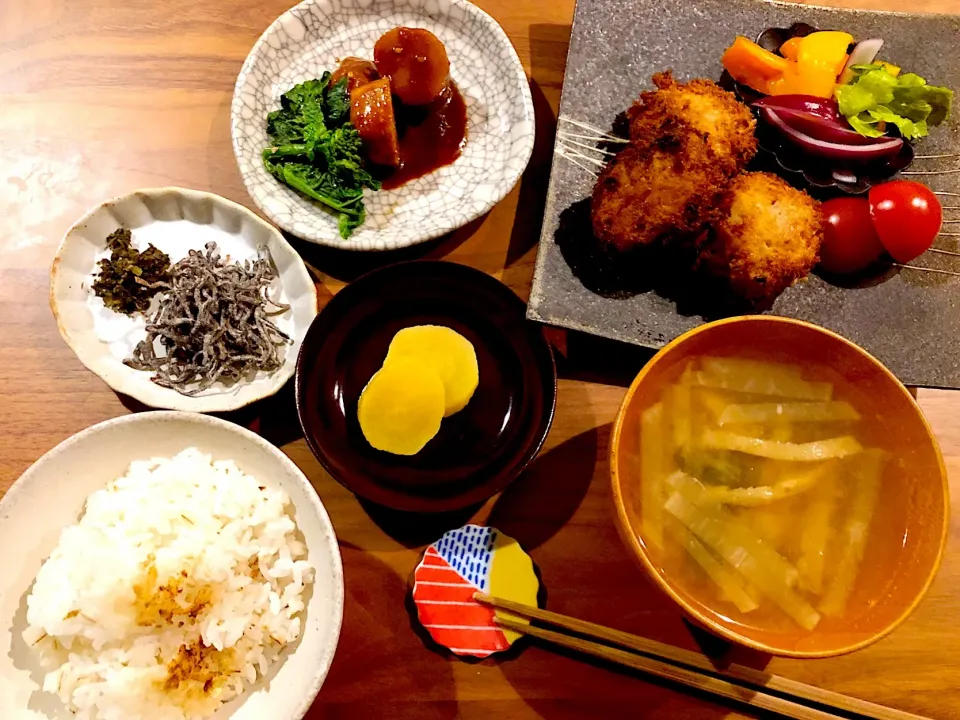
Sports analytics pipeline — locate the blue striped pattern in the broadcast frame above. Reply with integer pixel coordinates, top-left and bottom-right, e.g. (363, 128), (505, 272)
(434, 524), (496, 591)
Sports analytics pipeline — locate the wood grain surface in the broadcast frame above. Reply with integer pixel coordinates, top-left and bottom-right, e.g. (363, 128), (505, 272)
(1, 0), (958, 718)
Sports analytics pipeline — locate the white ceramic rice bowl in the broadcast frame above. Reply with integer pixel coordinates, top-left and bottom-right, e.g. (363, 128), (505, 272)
(0, 412), (343, 720)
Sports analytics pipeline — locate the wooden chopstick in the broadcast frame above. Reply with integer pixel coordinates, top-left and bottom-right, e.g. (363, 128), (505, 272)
(493, 614), (838, 720)
(475, 593), (929, 720)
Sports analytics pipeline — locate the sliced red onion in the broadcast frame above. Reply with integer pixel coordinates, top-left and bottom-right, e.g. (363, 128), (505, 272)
(839, 38), (884, 84)
(760, 108), (904, 162)
(768, 107), (882, 146)
(753, 95), (841, 122)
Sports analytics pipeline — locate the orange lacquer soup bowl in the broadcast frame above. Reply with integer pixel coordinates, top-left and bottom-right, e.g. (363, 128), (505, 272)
(610, 316), (949, 657)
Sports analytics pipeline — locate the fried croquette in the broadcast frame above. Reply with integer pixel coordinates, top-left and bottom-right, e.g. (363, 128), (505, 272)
(591, 129), (731, 252)
(627, 72), (757, 173)
(591, 72), (757, 252)
(695, 172), (823, 304)
(588, 73), (820, 308)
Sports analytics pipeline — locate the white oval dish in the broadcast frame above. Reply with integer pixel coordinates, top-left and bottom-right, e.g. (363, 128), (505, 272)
(50, 187), (318, 412)
(0, 411), (344, 720)
(231, 0), (535, 250)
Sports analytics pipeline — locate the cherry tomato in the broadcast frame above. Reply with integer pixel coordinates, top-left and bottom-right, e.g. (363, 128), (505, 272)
(818, 197), (885, 275)
(868, 180), (943, 263)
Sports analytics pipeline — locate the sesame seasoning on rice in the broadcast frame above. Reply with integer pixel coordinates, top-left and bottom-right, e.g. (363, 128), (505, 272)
(22, 448), (314, 720)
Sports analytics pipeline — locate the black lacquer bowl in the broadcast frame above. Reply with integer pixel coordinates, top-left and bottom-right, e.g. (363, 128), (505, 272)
(296, 261), (557, 512)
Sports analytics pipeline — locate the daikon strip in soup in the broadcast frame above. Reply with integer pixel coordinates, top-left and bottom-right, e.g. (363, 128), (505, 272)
(637, 356), (905, 634)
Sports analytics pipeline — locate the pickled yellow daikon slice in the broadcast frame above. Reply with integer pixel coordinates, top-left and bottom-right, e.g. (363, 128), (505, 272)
(358, 359), (445, 455)
(384, 325), (479, 417)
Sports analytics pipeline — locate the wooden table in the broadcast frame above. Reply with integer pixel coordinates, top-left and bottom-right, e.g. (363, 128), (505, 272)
(2, 0), (957, 717)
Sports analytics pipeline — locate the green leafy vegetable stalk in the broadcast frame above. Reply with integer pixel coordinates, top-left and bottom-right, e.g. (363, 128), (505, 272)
(835, 64), (953, 140)
(262, 73), (380, 238)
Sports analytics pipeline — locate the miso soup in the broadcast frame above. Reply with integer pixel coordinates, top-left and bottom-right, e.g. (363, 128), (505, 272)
(636, 356), (908, 635)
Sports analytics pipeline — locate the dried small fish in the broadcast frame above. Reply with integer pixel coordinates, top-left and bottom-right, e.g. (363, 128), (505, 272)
(125, 242), (291, 395)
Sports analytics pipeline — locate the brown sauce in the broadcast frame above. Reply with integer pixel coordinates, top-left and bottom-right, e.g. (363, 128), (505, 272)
(379, 82), (467, 190)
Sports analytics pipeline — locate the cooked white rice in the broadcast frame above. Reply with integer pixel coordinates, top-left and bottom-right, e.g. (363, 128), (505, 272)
(22, 448), (314, 720)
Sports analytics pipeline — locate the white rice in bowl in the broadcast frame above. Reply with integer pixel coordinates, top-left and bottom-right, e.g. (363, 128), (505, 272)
(21, 448), (314, 720)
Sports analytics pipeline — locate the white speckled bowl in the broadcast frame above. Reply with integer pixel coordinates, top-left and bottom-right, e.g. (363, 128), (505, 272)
(231, 0), (535, 250)
(50, 187), (318, 412)
(0, 411), (344, 720)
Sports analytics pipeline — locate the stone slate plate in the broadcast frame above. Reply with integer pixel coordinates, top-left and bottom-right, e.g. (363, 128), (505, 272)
(527, 0), (960, 388)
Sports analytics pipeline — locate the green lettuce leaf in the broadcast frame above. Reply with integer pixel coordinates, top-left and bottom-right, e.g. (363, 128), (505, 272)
(836, 83), (882, 116)
(896, 73), (927, 88)
(845, 113), (885, 138)
(898, 83), (953, 125)
(835, 63), (953, 140)
(867, 107), (928, 140)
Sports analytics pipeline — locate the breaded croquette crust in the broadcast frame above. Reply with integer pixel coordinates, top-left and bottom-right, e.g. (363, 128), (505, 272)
(628, 71), (757, 174)
(591, 72), (757, 252)
(696, 172), (824, 303)
(591, 133), (730, 252)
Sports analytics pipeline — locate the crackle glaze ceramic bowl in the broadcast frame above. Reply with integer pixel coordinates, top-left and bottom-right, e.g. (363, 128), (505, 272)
(231, 0), (535, 250)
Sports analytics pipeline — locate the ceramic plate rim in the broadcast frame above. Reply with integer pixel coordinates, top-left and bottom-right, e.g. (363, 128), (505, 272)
(50, 186), (319, 412)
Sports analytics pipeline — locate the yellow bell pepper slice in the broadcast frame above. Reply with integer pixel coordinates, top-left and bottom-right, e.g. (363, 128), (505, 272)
(767, 63), (840, 98)
(796, 31), (854, 70)
(724, 31), (853, 98)
(779, 37), (803, 62)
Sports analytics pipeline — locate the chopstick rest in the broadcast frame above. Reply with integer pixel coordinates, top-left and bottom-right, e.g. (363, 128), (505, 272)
(412, 524), (539, 658)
